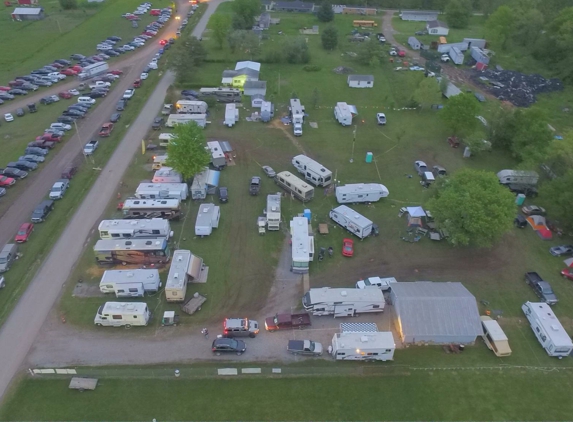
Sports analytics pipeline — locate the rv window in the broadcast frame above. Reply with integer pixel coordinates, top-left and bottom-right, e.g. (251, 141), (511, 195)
(152, 230), (160, 234)
(372, 353), (379, 355)
(337, 352), (345, 356)
(105, 285), (113, 289)
(358, 195), (363, 198)
(285, 182), (291, 187)
(133, 316), (138, 319)
(555, 347), (571, 353)
(373, 305), (380, 309)
(101, 231), (109, 237)
(385, 349), (392, 352)
(117, 289), (125, 294)
(129, 288), (139, 293)
(112, 315), (122, 320)
(110, 233), (120, 238)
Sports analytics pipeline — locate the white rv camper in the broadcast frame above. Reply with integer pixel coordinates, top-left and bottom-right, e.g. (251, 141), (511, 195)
(275, 171), (315, 202)
(336, 183), (389, 204)
(355, 276), (397, 291)
(302, 287), (385, 317)
(164, 249), (205, 302)
(98, 219), (172, 239)
(207, 141), (227, 169)
(224, 103), (239, 127)
(292, 155), (333, 187)
(289, 98), (305, 136)
(496, 170), (539, 185)
(195, 203), (221, 237)
(94, 302), (151, 327)
(290, 217), (314, 273)
(334, 102), (357, 126)
(152, 154), (168, 170)
(329, 205), (374, 239)
(166, 113), (207, 128)
(522, 301), (573, 358)
(135, 183), (188, 201)
(261, 101), (274, 122)
(158, 133), (175, 147)
(175, 100), (208, 114)
(99, 269), (161, 297)
(121, 198), (181, 220)
(266, 193), (281, 231)
(152, 167), (183, 184)
(331, 330), (395, 361)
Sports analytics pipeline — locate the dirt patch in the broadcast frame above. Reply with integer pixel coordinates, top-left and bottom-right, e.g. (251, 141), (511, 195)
(72, 283), (105, 298)
(270, 119), (306, 155)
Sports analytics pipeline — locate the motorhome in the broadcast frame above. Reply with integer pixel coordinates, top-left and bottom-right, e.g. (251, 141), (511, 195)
(207, 141), (227, 169)
(497, 170), (539, 186)
(334, 102), (357, 126)
(165, 249), (205, 302)
(175, 100), (208, 114)
(199, 87), (242, 103)
(224, 103), (239, 127)
(331, 331), (395, 361)
(521, 301), (573, 358)
(191, 167), (220, 199)
(99, 269), (161, 297)
(94, 302), (151, 327)
(266, 193), (281, 231)
(275, 171), (315, 202)
(152, 167), (183, 184)
(98, 218), (172, 239)
(261, 101), (274, 122)
(94, 238), (170, 266)
(336, 183), (389, 204)
(292, 155), (332, 187)
(135, 182), (188, 201)
(480, 316), (512, 357)
(195, 203), (221, 237)
(166, 113), (207, 128)
(329, 205), (374, 239)
(152, 154), (168, 170)
(122, 198), (181, 220)
(302, 287), (385, 317)
(158, 133), (175, 147)
(356, 276), (397, 291)
(290, 217), (314, 273)
(289, 98), (305, 136)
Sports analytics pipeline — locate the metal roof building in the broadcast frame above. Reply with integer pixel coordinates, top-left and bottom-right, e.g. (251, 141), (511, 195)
(11, 7), (44, 20)
(390, 282), (483, 344)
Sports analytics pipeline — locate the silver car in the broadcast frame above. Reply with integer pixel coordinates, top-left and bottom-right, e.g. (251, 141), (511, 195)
(19, 155), (45, 163)
(262, 166), (276, 178)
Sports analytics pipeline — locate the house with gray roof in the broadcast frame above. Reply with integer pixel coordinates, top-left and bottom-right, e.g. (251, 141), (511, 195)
(426, 20), (449, 36)
(347, 74), (374, 88)
(221, 68), (260, 85)
(274, 0), (315, 12)
(408, 36), (421, 50)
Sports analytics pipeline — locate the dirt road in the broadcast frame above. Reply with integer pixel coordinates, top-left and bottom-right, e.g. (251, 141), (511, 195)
(0, 0), (224, 402)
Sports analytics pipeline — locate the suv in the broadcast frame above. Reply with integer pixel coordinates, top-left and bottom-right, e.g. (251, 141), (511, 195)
(249, 177), (261, 196)
(151, 117), (164, 130)
(0, 243), (18, 273)
(223, 318), (259, 338)
(525, 272), (558, 305)
(49, 179), (70, 199)
(211, 338), (246, 356)
(31, 200), (55, 223)
(218, 187), (228, 203)
(116, 99), (127, 111)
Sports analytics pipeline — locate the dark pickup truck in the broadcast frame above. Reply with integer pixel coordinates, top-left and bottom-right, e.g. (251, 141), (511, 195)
(287, 340), (323, 356)
(525, 271), (558, 305)
(249, 176), (261, 196)
(264, 312), (311, 332)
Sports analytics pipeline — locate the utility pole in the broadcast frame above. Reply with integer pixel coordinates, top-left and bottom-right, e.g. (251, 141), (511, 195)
(74, 120), (88, 163)
(349, 125), (357, 163)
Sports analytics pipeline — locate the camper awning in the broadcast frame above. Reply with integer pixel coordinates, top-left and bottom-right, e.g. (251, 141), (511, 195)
(407, 206), (426, 217)
(348, 105), (358, 115)
(206, 169), (220, 187)
(187, 254), (203, 280)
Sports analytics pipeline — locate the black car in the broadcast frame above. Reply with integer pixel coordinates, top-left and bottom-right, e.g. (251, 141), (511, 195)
(25, 147), (49, 156)
(218, 187), (228, 203)
(89, 91), (106, 98)
(116, 99), (127, 111)
(0, 93), (14, 100)
(28, 103), (37, 113)
(1, 168), (28, 179)
(8, 161), (36, 171)
(110, 113), (122, 123)
(70, 53), (86, 60)
(8, 89), (27, 96)
(151, 117), (164, 130)
(16, 75), (34, 82)
(63, 109), (85, 117)
(43, 66), (58, 72)
(108, 35), (122, 41)
(57, 116), (74, 124)
(211, 338), (246, 356)
(40, 97), (56, 105)
(31, 69), (50, 75)
(31, 200), (55, 223)
(16, 108), (25, 117)
(69, 104), (90, 111)
(55, 59), (72, 66)
(181, 90), (200, 97)
(107, 50), (120, 57)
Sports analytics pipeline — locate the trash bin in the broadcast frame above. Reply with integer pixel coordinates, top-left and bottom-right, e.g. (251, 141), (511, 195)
(516, 194), (526, 206)
(365, 152), (373, 163)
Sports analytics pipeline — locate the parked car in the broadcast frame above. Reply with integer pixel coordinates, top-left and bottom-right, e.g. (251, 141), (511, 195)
(116, 100), (127, 111)
(561, 268), (573, 281)
(14, 223), (34, 243)
(16, 108), (25, 117)
(0, 93), (14, 100)
(249, 177), (261, 195)
(522, 205), (546, 216)
(287, 340), (323, 356)
(49, 179), (70, 200)
(264, 312), (311, 332)
(99, 123), (114, 137)
(4, 113), (13, 122)
(63, 109), (85, 118)
(8, 161), (37, 171)
(28, 140), (55, 149)
(218, 187), (228, 203)
(0, 188), (5, 197)
(140, 72), (149, 80)
(151, 117), (163, 130)
(50, 122), (72, 131)
(110, 113), (122, 123)
(110, 70), (123, 75)
(61, 165), (78, 179)
(31, 200), (55, 223)
(550, 245), (573, 257)
(432, 165), (447, 177)
(57, 116), (75, 124)
(211, 338), (246, 356)
(37, 133), (62, 142)
(525, 272), (558, 305)
(0, 175), (16, 187)
(89, 91), (107, 99)
(376, 113), (386, 125)
(8, 89), (27, 96)
(262, 166), (276, 178)
(507, 184), (538, 197)
(24, 147), (48, 156)
(414, 160), (428, 176)
(58, 91), (73, 99)
(133, 79), (142, 88)
(19, 155), (44, 163)
(2, 168), (28, 179)
(67, 89), (80, 96)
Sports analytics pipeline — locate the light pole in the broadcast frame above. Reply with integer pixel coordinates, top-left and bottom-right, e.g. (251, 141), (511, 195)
(74, 120), (88, 163)
(349, 125), (357, 163)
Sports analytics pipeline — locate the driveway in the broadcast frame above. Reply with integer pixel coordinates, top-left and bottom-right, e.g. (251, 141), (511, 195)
(0, 0), (223, 402)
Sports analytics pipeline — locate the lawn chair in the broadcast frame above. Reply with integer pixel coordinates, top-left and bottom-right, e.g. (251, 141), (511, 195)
(398, 207), (407, 217)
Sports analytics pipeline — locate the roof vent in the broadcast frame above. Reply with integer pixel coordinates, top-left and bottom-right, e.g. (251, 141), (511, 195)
(360, 336), (369, 343)
(340, 290), (347, 297)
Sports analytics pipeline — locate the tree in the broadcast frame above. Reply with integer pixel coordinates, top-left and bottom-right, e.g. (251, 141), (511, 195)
(479, 0), (496, 16)
(485, 5), (514, 49)
(440, 93), (479, 136)
(311, 88), (319, 109)
(464, 131), (491, 155)
(445, 0), (472, 28)
(355, 39), (382, 66)
(542, 7), (573, 82)
(488, 106), (517, 150)
(231, 0), (261, 29)
(543, 131), (573, 177)
(510, 108), (552, 164)
(283, 37), (310, 64)
(169, 38), (202, 84)
(439, 74), (449, 93)
(165, 122), (211, 181)
(426, 169), (515, 247)
(413, 77), (441, 108)
(211, 14), (232, 49)
(186, 36), (207, 66)
(317, 1), (334, 22)
(59, 0), (77, 9)
(512, 8), (544, 47)
(321, 25), (338, 50)
(540, 170), (573, 231)
(227, 30), (261, 58)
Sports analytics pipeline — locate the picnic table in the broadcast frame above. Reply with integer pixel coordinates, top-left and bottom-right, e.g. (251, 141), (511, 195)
(318, 224), (329, 235)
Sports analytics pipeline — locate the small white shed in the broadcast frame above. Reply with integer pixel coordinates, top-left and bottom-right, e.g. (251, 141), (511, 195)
(251, 94), (265, 108)
(347, 75), (374, 88)
(408, 36), (421, 50)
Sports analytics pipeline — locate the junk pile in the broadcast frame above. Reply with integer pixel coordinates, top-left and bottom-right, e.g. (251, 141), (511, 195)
(333, 66), (355, 74)
(471, 69), (563, 107)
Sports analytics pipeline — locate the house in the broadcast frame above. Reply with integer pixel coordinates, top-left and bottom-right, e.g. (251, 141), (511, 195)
(400, 10), (439, 21)
(390, 282), (483, 344)
(342, 6), (376, 14)
(251, 94), (265, 108)
(408, 36), (421, 50)
(347, 75), (374, 88)
(470, 46), (490, 65)
(221, 68), (259, 87)
(274, 0), (315, 12)
(244, 80), (267, 96)
(256, 12), (271, 29)
(426, 20), (449, 36)
(11, 7), (44, 20)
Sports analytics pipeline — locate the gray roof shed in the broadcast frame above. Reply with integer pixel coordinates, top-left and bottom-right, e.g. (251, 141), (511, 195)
(347, 75), (374, 82)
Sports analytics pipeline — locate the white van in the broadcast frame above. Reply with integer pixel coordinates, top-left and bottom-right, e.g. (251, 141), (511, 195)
(78, 97), (96, 105)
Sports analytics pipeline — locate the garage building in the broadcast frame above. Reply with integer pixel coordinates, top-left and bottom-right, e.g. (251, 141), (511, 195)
(390, 281), (483, 344)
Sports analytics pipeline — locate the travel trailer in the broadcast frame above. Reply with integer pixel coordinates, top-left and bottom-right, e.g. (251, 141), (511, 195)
(302, 287), (385, 317)
(175, 100), (208, 114)
(275, 171), (315, 202)
(224, 103), (239, 127)
(152, 167), (183, 184)
(158, 133), (175, 147)
(329, 205), (374, 239)
(166, 114), (207, 128)
(195, 203), (221, 237)
(199, 87), (242, 103)
(331, 330), (395, 361)
(522, 301), (573, 358)
(334, 102), (357, 126)
(94, 302), (151, 327)
(207, 141), (227, 169)
(290, 217), (314, 273)
(497, 170), (539, 186)
(135, 182), (188, 201)
(289, 98), (305, 136)
(165, 249), (205, 302)
(94, 238), (170, 266)
(98, 219), (172, 239)
(266, 193), (281, 231)
(292, 155), (332, 187)
(336, 183), (389, 204)
(99, 269), (161, 297)
(121, 198), (181, 220)
(190, 167), (220, 200)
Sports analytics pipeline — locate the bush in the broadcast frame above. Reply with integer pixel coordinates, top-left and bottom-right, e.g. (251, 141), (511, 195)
(303, 65), (321, 71)
(262, 49), (284, 63)
(59, 0), (77, 10)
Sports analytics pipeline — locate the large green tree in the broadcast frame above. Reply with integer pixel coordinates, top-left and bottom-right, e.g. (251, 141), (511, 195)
(169, 37), (206, 83)
(510, 108), (553, 164)
(231, 0), (261, 29)
(440, 93), (479, 137)
(540, 170), (573, 231)
(283, 37), (311, 63)
(426, 169), (515, 247)
(165, 122), (211, 181)
(317, 1), (334, 22)
(543, 131), (573, 177)
(413, 77), (441, 108)
(321, 25), (338, 50)
(227, 30), (261, 58)
(210, 13), (232, 49)
(445, 0), (472, 28)
(485, 5), (515, 49)
(355, 39), (382, 66)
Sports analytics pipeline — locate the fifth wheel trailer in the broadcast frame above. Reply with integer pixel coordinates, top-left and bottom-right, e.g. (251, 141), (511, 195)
(329, 205), (374, 239)
(302, 287), (385, 317)
(331, 331), (395, 361)
(175, 100), (208, 114)
(335, 183), (389, 204)
(166, 114), (207, 128)
(135, 182), (188, 201)
(334, 102), (357, 126)
(165, 249), (206, 302)
(195, 203), (221, 237)
(98, 219), (172, 239)
(99, 269), (161, 297)
(94, 238), (170, 266)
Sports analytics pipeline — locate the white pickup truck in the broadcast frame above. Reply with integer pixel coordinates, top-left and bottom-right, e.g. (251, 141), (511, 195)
(83, 139), (99, 156)
(89, 81), (111, 89)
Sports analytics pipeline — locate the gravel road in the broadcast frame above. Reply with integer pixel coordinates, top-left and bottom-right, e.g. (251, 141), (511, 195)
(0, 0), (222, 402)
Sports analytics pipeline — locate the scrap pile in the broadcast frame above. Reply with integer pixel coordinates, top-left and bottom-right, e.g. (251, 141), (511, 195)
(471, 69), (563, 107)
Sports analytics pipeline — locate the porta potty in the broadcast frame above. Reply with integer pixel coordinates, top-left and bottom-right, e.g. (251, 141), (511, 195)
(365, 152), (373, 163)
(516, 194), (526, 206)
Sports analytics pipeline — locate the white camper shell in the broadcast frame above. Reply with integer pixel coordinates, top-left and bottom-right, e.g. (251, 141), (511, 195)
(207, 141), (227, 169)
(302, 287), (385, 317)
(99, 269), (161, 297)
(331, 331), (395, 361)
(334, 102), (357, 126)
(292, 155), (333, 187)
(98, 219), (172, 239)
(165, 250), (205, 302)
(275, 171), (315, 202)
(166, 113), (207, 128)
(290, 217), (314, 273)
(135, 183), (188, 201)
(356, 276), (397, 291)
(522, 301), (573, 358)
(224, 103), (239, 127)
(289, 98), (305, 136)
(497, 170), (539, 185)
(195, 203), (221, 237)
(480, 316), (512, 357)
(94, 302), (151, 327)
(266, 193), (281, 231)
(329, 205), (373, 239)
(175, 100), (208, 114)
(152, 167), (183, 184)
(336, 183), (389, 204)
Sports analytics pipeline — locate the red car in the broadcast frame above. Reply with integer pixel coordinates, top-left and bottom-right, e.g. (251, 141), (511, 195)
(150, 9), (160, 15)
(36, 134), (62, 142)
(133, 79), (142, 88)
(98, 122), (114, 137)
(58, 91), (73, 99)
(110, 69), (123, 75)
(15, 223), (34, 243)
(159, 39), (168, 45)
(0, 175), (16, 187)
(71, 65), (82, 72)
(397, 50), (406, 57)
(0, 86), (11, 91)
(561, 268), (573, 281)
(143, 31), (155, 37)
(60, 68), (77, 76)
(342, 238), (354, 257)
